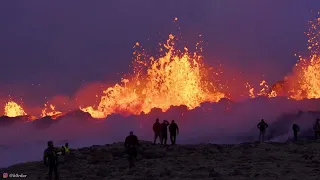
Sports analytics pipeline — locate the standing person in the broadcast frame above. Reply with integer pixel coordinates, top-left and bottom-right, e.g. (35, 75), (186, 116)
(43, 141), (59, 180)
(153, 118), (162, 145)
(292, 124), (300, 141)
(125, 131), (140, 168)
(257, 119), (268, 143)
(169, 120), (179, 145)
(160, 120), (169, 145)
(313, 119), (320, 141)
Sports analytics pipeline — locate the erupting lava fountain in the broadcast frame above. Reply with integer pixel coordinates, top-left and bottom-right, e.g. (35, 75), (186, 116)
(1, 13), (320, 121)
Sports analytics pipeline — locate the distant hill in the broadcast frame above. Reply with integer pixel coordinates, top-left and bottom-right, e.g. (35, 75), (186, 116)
(0, 110), (94, 128)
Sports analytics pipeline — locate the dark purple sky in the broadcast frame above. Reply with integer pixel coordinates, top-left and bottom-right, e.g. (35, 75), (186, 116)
(0, 1), (319, 104)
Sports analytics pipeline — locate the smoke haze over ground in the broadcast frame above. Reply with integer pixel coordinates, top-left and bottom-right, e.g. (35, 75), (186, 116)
(1, 97), (320, 168)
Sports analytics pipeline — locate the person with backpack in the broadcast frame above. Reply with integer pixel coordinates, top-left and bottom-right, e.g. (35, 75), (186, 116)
(257, 119), (268, 143)
(292, 123), (300, 141)
(169, 120), (179, 145)
(43, 141), (59, 180)
(152, 118), (162, 145)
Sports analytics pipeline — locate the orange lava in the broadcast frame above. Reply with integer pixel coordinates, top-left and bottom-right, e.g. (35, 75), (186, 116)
(245, 12), (320, 100)
(245, 80), (277, 98)
(4, 101), (27, 117)
(286, 12), (320, 100)
(41, 103), (63, 119)
(81, 33), (225, 118)
(1, 13), (320, 120)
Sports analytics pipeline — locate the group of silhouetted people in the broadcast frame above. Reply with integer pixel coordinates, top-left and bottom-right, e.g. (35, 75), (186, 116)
(43, 117), (320, 178)
(122, 118), (179, 169)
(257, 118), (320, 143)
(153, 118), (179, 145)
(42, 118), (179, 179)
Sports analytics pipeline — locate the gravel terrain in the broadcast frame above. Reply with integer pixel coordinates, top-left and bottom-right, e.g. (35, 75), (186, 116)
(1, 141), (320, 180)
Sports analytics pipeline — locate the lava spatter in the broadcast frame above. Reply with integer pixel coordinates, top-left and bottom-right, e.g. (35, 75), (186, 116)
(41, 103), (63, 119)
(81, 33), (226, 118)
(4, 101), (27, 117)
(286, 12), (320, 100)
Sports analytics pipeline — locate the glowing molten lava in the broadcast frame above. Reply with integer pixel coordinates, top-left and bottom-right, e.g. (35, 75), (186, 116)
(245, 12), (320, 100)
(1, 13), (320, 120)
(245, 80), (277, 98)
(41, 103), (63, 119)
(4, 101), (27, 117)
(82, 34), (225, 118)
(286, 12), (320, 100)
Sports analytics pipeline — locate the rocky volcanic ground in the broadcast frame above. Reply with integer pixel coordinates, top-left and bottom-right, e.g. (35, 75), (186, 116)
(1, 141), (320, 180)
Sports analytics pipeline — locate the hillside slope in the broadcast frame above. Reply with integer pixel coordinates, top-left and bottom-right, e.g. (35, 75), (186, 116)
(1, 141), (319, 180)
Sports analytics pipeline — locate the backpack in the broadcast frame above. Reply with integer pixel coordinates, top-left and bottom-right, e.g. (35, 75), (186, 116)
(293, 124), (300, 132)
(63, 146), (70, 154)
(46, 148), (57, 158)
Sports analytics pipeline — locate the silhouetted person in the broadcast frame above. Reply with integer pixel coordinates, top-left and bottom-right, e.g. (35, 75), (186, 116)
(313, 119), (320, 141)
(125, 131), (140, 168)
(169, 120), (179, 145)
(292, 124), (300, 141)
(257, 119), (268, 143)
(43, 141), (59, 180)
(160, 120), (169, 145)
(153, 118), (162, 145)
